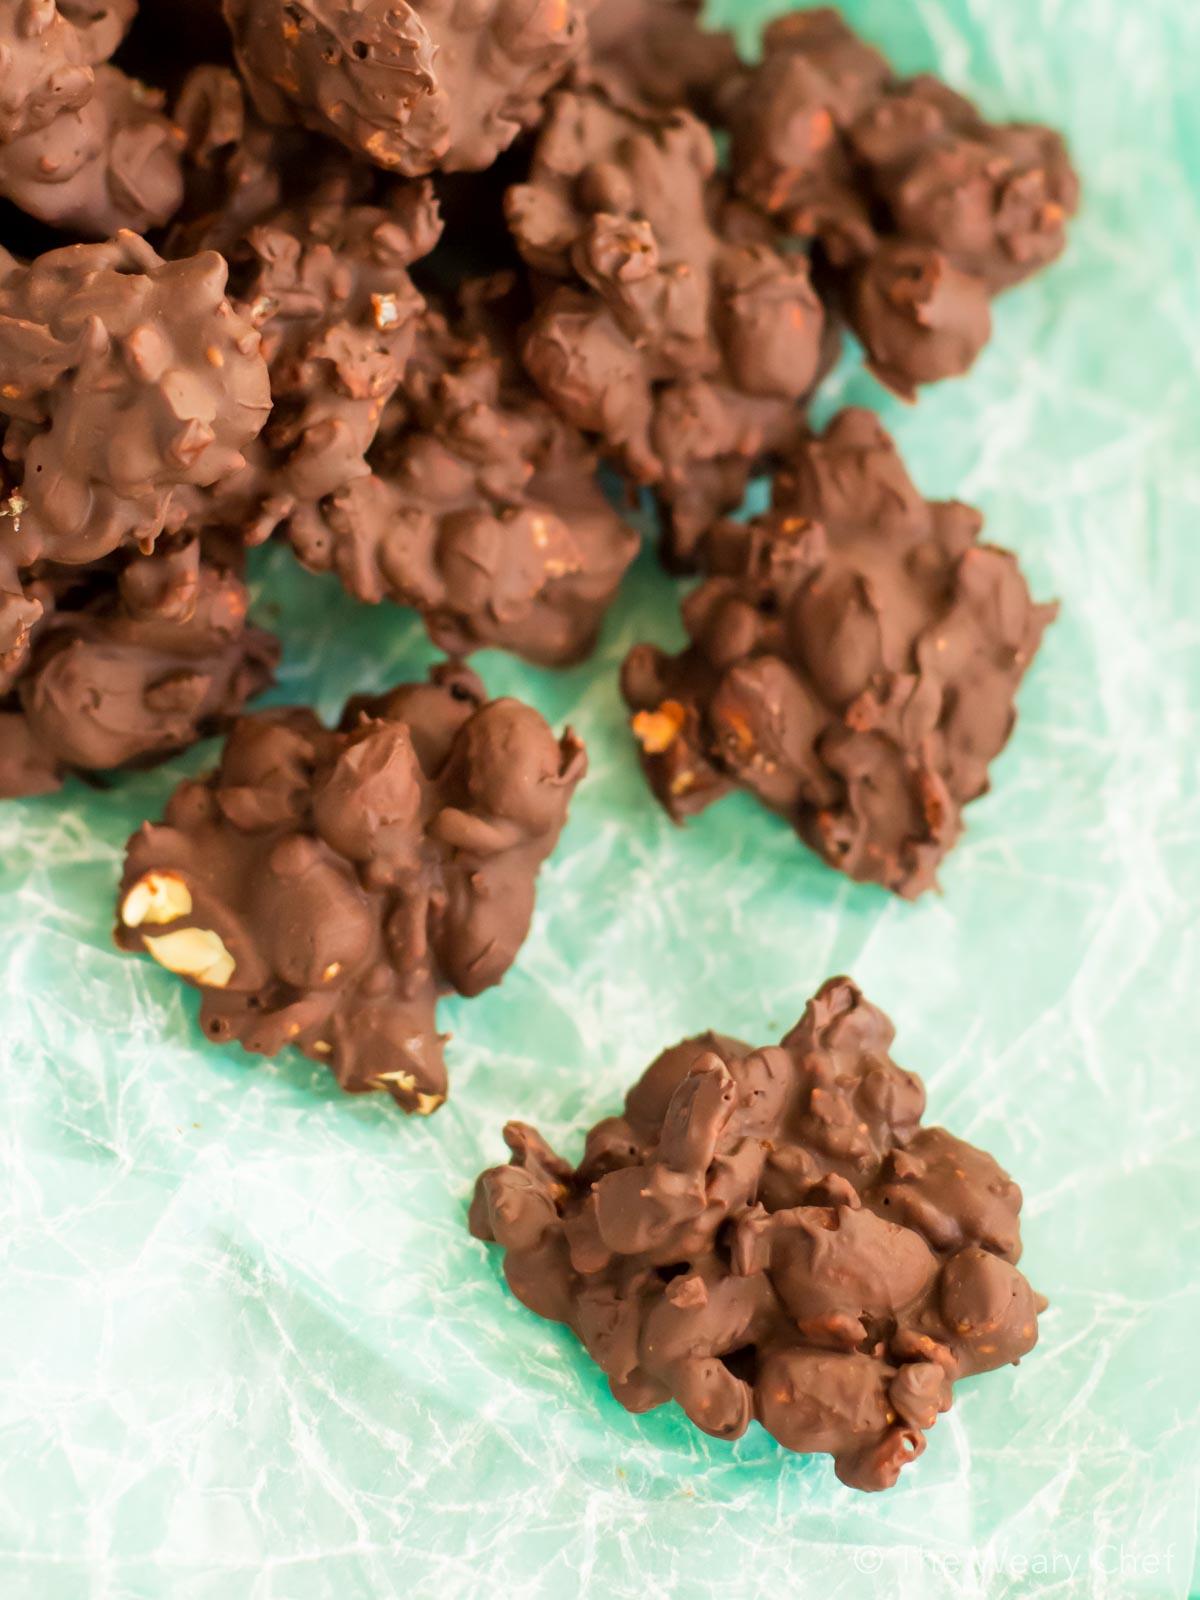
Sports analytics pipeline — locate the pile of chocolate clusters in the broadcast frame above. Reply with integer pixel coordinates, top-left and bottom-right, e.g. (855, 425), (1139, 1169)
(1, 0), (1075, 1487)
(0, 0), (1075, 810)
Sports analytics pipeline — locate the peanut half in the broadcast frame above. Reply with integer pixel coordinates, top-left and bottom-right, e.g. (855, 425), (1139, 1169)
(142, 928), (236, 989)
(121, 871), (193, 928)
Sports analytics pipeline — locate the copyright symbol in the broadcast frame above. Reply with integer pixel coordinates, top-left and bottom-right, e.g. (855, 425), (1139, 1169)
(854, 1548), (883, 1575)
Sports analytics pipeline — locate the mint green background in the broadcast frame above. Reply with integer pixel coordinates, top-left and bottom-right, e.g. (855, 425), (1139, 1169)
(3, 2), (1199, 1595)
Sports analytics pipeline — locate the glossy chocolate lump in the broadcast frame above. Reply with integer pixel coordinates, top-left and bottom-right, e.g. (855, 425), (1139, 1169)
(0, 538), (278, 795)
(622, 409), (1055, 897)
(0, 232), (271, 570)
(726, 11), (1078, 397)
(116, 663), (586, 1113)
(507, 86), (828, 567)
(222, 0), (589, 177)
(470, 977), (1042, 1490)
(0, 0), (182, 236)
(291, 273), (640, 666)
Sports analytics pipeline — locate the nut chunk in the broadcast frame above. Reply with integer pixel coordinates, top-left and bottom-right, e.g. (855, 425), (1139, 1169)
(0, 233), (271, 571)
(116, 664), (586, 1113)
(507, 87), (828, 567)
(223, 0), (588, 176)
(622, 409), (1055, 898)
(470, 977), (1043, 1490)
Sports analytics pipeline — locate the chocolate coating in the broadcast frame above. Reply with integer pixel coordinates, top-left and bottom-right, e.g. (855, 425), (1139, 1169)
(115, 663), (586, 1112)
(727, 13), (1078, 396)
(168, 78), (635, 665)
(622, 409), (1055, 897)
(725, 9), (891, 254)
(290, 272), (640, 666)
(0, 232), (271, 569)
(507, 86), (828, 567)
(0, 538), (278, 796)
(181, 169), (442, 544)
(222, 0), (589, 177)
(848, 77), (1079, 295)
(583, 0), (738, 119)
(471, 977), (1042, 1490)
(168, 64), (358, 261)
(0, 1), (182, 236)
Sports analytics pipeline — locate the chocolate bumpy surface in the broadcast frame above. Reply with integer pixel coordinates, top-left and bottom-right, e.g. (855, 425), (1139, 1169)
(0, 231), (271, 572)
(293, 272), (640, 667)
(0, 0), (182, 236)
(166, 64), (362, 263)
(0, 537), (278, 796)
(470, 977), (1043, 1491)
(116, 663), (586, 1113)
(174, 137), (443, 543)
(506, 85), (829, 568)
(725, 10), (1078, 398)
(167, 78), (636, 667)
(222, 0), (589, 177)
(622, 408), (1055, 897)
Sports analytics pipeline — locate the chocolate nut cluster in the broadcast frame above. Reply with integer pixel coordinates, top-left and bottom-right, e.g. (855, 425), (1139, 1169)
(182, 161), (443, 547)
(725, 9), (1079, 397)
(470, 977), (1042, 1490)
(0, 537), (278, 795)
(222, 0), (590, 177)
(622, 409), (1055, 897)
(166, 69), (638, 667)
(0, 0), (182, 237)
(0, 229), (278, 796)
(117, 662), (586, 1113)
(295, 271), (640, 666)
(507, 85), (830, 567)
(0, 231), (271, 571)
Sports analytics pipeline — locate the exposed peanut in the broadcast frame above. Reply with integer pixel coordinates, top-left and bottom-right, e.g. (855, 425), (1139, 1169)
(631, 700), (686, 755)
(142, 928), (236, 988)
(121, 872), (193, 928)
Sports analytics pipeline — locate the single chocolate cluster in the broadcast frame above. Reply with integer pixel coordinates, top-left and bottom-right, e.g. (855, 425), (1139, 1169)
(622, 409), (1055, 897)
(222, 0), (590, 177)
(293, 272), (640, 666)
(0, 228), (279, 794)
(116, 663), (586, 1112)
(180, 151), (443, 543)
(725, 10), (1079, 397)
(471, 977), (1042, 1490)
(0, 538), (278, 795)
(507, 86), (830, 567)
(0, 231), (271, 570)
(0, 0), (182, 237)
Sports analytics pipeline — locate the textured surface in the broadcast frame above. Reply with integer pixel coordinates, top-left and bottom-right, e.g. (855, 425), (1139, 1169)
(2, 0), (1199, 1595)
